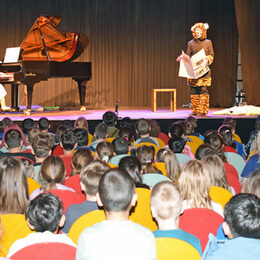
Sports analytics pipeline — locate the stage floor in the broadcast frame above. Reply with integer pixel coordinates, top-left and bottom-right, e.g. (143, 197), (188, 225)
(0, 107), (257, 122)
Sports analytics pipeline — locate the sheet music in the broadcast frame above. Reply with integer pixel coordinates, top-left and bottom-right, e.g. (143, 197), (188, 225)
(3, 47), (21, 63)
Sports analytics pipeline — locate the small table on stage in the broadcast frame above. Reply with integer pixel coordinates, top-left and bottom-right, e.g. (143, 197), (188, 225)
(151, 88), (176, 112)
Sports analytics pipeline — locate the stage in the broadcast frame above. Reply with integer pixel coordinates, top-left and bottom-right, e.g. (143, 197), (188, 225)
(1, 107), (257, 144)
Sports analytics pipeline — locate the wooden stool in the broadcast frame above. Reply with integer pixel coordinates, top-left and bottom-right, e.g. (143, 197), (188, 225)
(152, 88), (176, 112)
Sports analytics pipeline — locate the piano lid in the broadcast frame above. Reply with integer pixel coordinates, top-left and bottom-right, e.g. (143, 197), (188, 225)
(20, 15), (88, 62)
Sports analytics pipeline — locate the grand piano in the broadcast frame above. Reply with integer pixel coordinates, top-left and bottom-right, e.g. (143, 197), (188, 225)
(0, 15), (91, 113)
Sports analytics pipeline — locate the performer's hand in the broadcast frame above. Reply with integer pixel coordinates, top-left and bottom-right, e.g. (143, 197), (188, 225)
(176, 56), (182, 62)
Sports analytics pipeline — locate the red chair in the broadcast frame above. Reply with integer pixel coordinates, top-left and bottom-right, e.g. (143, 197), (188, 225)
(45, 190), (84, 213)
(224, 162), (241, 193)
(179, 208), (224, 251)
(64, 175), (86, 199)
(9, 242), (76, 260)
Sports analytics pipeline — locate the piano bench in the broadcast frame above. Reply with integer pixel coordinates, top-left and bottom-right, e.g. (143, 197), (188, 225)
(151, 88), (176, 112)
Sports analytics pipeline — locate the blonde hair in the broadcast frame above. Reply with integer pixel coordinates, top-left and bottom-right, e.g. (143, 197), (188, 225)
(177, 160), (212, 209)
(157, 148), (180, 181)
(201, 154), (232, 192)
(40, 155), (66, 191)
(253, 131), (260, 155)
(242, 169), (260, 198)
(74, 117), (88, 130)
(151, 181), (182, 220)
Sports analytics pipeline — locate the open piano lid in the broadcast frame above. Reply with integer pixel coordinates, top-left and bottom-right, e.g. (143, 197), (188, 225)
(20, 15), (88, 62)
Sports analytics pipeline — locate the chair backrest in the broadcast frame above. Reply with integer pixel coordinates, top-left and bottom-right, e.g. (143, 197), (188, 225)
(134, 142), (159, 154)
(0, 214), (34, 257)
(233, 133), (242, 143)
(9, 242), (76, 260)
(156, 237), (201, 260)
(209, 186), (233, 210)
(175, 153), (192, 167)
(109, 154), (128, 166)
(179, 208), (224, 251)
(105, 137), (115, 143)
(153, 137), (166, 148)
(27, 177), (41, 196)
(224, 162), (241, 194)
(129, 188), (157, 231)
(142, 173), (172, 188)
(107, 162), (117, 168)
(186, 135), (204, 155)
(87, 133), (93, 145)
(46, 189), (84, 213)
(64, 175), (86, 200)
(224, 152), (246, 181)
(68, 209), (106, 244)
(153, 162), (167, 176)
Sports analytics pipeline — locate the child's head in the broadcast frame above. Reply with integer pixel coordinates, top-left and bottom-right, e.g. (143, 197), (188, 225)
(201, 154), (230, 192)
(94, 123), (108, 139)
(178, 160), (212, 209)
(195, 144), (216, 160)
(223, 193), (260, 239)
(0, 117), (12, 132)
(32, 133), (52, 158)
(26, 193), (64, 233)
(54, 125), (67, 144)
(40, 155), (66, 190)
(102, 111), (118, 126)
(74, 116), (89, 130)
(80, 160), (110, 196)
(119, 156), (142, 184)
(118, 128), (134, 144)
(150, 181), (182, 223)
(222, 117), (236, 134)
(61, 130), (77, 151)
(157, 148), (180, 181)
(168, 121), (185, 138)
(71, 148), (94, 176)
(112, 137), (129, 155)
(148, 119), (160, 137)
(242, 169), (260, 198)
(5, 129), (22, 149)
(27, 127), (41, 144)
(136, 145), (159, 174)
(95, 141), (114, 162)
(168, 136), (186, 153)
(218, 125), (235, 148)
(73, 128), (89, 146)
(22, 118), (35, 134)
(135, 118), (151, 136)
(98, 168), (136, 213)
(184, 116), (197, 135)
(38, 117), (50, 131)
(0, 157), (28, 214)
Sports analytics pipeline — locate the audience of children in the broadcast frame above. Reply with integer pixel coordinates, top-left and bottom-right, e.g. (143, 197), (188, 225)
(76, 168), (156, 260)
(0, 113), (259, 259)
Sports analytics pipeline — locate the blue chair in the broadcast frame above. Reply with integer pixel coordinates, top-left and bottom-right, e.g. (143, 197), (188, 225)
(142, 173), (172, 188)
(224, 152), (246, 181)
(109, 154), (128, 166)
(175, 153), (193, 167)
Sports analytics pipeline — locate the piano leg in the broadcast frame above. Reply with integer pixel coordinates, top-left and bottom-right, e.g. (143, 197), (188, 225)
(24, 83), (34, 115)
(11, 84), (20, 111)
(74, 79), (88, 111)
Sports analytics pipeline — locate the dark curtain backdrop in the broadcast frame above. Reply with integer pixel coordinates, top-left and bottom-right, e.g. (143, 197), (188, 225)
(235, 0), (260, 106)
(0, 0), (238, 109)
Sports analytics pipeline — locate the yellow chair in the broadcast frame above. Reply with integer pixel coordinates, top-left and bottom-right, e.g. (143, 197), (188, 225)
(68, 210), (106, 244)
(153, 162), (167, 176)
(156, 237), (201, 260)
(0, 214), (34, 257)
(129, 188), (157, 231)
(154, 137), (166, 148)
(87, 133), (93, 145)
(106, 137), (115, 143)
(107, 162), (117, 168)
(186, 136), (203, 155)
(27, 177), (41, 196)
(209, 186), (233, 210)
(233, 133), (242, 144)
(134, 142), (159, 155)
